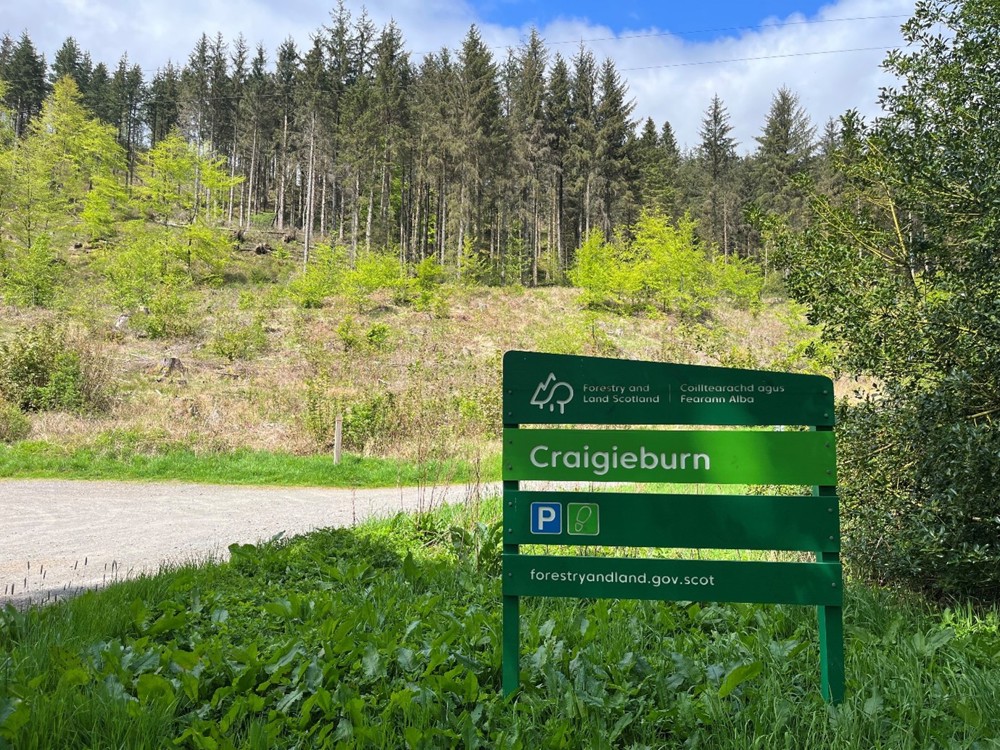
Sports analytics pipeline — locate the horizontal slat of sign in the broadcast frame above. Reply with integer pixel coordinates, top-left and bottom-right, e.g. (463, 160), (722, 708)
(504, 555), (843, 606)
(504, 429), (836, 485)
(505, 491), (840, 551)
(503, 350), (834, 426)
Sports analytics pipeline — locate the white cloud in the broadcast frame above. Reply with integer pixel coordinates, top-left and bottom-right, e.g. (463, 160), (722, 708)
(6, 0), (913, 150)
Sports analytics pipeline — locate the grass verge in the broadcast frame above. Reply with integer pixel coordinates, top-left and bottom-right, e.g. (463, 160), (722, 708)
(0, 440), (502, 488)
(2, 496), (999, 748)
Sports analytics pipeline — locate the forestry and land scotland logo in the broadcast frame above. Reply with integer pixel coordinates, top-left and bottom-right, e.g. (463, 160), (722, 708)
(530, 373), (575, 414)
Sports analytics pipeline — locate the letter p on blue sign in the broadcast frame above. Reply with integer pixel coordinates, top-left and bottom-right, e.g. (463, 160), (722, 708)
(530, 502), (562, 534)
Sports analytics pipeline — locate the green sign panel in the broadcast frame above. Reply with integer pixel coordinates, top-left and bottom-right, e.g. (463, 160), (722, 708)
(503, 350), (834, 427)
(507, 491), (840, 552)
(504, 428), (836, 485)
(505, 555), (843, 607)
(567, 503), (599, 536)
(501, 352), (844, 704)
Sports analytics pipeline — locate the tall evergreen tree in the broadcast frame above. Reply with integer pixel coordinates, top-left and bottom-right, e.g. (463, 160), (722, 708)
(146, 63), (181, 146)
(594, 57), (636, 237)
(455, 26), (503, 273)
(273, 38), (299, 231)
(697, 94), (739, 254)
(83, 62), (114, 124)
(50, 37), (91, 91)
(507, 29), (549, 284)
(545, 53), (573, 272)
(111, 55), (145, 181)
(371, 21), (412, 251)
(3, 33), (48, 136)
(567, 45), (598, 248)
(753, 86), (815, 227)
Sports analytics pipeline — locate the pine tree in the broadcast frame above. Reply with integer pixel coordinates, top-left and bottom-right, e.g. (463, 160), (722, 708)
(146, 63), (181, 147)
(371, 21), (412, 252)
(455, 26), (503, 273)
(50, 37), (91, 90)
(111, 55), (145, 182)
(594, 57), (636, 237)
(697, 94), (739, 255)
(545, 53), (573, 272)
(567, 45), (598, 248)
(273, 38), (300, 232)
(239, 44), (275, 226)
(753, 86), (815, 227)
(3, 33), (48, 137)
(83, 63), (114, 124)
(507, 29), (549, 284)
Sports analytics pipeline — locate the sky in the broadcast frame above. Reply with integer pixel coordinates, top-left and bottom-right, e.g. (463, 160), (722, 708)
(3, 0), (915, 151)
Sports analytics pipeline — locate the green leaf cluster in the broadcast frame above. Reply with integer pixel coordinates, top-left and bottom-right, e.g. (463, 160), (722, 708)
(0, 322), (106, 413)
(571, 213), (763, 317)
(774, 0), (1000, 600)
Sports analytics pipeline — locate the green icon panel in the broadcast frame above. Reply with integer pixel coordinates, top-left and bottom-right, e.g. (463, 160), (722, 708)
(567, 503), (599, 535)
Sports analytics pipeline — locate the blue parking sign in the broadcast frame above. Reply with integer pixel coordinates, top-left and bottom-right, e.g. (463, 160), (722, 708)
(530, 502), (562, 534)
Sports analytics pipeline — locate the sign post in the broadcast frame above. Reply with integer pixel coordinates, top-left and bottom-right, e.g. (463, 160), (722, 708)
(501, 350), (844, 703)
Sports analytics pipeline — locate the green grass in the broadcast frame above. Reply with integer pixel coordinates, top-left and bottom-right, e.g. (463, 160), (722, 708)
(2, 496), (999, 749)
(0, 440), (502, 488)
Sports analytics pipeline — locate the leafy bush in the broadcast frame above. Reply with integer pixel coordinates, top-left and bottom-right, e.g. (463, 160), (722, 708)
(133, 279), (198, 339)
(287, 243), (346, 308)
(210, 312), (268, 361)
(0, 323), (110, 412)
(341, 390), (397, 453)
(839, 386), (1000, 601)
(772, 1), (1000, 601)
(335, 317), (393, 352)
(341, 251), (405, 311)
(0, 236), (63, 307)
(303, 378), (399, 453)
(365, 322), (393, 351)
(0, 397), (30, 442)
(571, 213), (763, 317)
(336, 315), (361, 350)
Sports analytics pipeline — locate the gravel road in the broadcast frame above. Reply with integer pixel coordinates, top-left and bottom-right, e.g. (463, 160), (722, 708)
(1, 479), (493, 608)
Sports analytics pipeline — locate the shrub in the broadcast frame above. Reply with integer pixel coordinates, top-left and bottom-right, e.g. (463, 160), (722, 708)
(133, 280), (198, 339)
(0, 397), (30, 443)
(342, 390), (397, 453)
(342, 251), (405, 312)
(0, 323), (111, 412)
(838, 386), (1000, 602)
(570, 213), (762, 318)
(0, 236), (63, 307)
(210, 312), (268, 361)
(365, 322), (392, 351)
(287, 244), (346, 309)
(303, 378), (399, 454)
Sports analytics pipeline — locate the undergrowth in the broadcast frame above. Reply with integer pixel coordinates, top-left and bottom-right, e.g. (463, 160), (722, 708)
(1, 497), (998, 749)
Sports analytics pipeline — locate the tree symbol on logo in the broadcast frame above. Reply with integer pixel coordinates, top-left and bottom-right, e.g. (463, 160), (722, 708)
(530, 373), (574, 414)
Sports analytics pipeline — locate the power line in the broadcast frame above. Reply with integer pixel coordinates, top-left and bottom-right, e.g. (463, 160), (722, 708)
(518, 14), (910, 49)
(621, 45), (896, 72)
(0, 42), (902, 104)
(411, 13), (910, 56)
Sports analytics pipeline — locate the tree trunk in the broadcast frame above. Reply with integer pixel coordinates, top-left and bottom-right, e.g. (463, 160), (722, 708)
(304, 112), (317, 268)
(277, 113), (288, 231)
(351, 169), (360, 262)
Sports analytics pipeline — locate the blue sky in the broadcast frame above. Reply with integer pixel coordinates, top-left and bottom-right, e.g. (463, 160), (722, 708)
(472, 0), (832, 38)
(6, 0), (914, 150)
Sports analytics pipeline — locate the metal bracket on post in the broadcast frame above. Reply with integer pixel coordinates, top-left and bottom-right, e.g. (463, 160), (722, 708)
(501, 423), (520, 697)
(815, 423), (844, 704)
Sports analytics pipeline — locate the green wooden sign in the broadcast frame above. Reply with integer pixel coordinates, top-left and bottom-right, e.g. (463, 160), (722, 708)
(505, 556), (843, 607)
(505, 491), (840, 551)
(504, 428), (836, 485)
(501, 351), (845, 704)
(503, 350), (834, 426)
